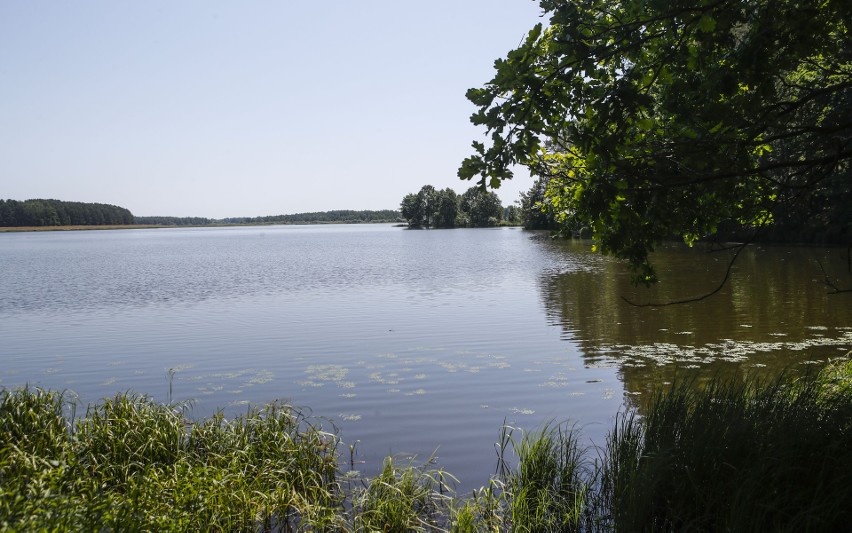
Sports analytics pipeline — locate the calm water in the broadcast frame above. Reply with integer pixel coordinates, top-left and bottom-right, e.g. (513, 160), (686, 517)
(1, 225), (850, 490)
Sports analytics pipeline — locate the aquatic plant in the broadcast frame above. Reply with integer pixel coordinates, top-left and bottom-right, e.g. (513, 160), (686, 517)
(353, 456), (454, 532)
(0, 391), (343, 531)
(598, 360), (852, 531)
(2, 358), (851, 531)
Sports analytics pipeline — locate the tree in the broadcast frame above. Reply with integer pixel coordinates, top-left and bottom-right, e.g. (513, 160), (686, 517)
(519, 178), (559, 230)
(434, 188), (460, 228)
(460, 186), (503, 227)
(400, 185), (442, 228)
(460, 0), (851, 285)
(400, 193), (424, 228)
(504, 204), (522, 225)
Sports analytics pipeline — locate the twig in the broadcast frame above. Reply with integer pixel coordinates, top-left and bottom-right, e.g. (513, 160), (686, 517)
(622, 242), (747, 307)
(817, 258), (852, 294)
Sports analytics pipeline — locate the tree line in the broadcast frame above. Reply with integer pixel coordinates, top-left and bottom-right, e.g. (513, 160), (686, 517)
(134, 216), (215, 226)
(0, 202), (401, 228)
(399, 185), (522, 228)
(221, 210), (400, 225)
(0, 199), (134, 227)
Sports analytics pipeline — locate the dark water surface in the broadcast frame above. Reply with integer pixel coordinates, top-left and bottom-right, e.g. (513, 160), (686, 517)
(1, 225), (849, 490)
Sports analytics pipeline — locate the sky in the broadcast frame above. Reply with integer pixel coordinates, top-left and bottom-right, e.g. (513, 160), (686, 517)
(0, 1), (546, 218)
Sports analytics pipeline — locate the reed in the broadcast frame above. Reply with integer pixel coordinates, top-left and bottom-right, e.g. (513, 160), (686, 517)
(353, 455), (455, 532)
(2, 358), (851, 531)
(499, 423), (591, 532)
(599, 362), (852, 532)
(0, 391), (343, 531)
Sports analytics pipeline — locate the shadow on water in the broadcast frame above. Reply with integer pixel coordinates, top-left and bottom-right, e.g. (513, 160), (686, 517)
(535, 238), (852, 408)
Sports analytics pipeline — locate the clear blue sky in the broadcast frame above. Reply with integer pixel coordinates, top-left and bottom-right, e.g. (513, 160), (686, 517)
(1, 1), (544, 218)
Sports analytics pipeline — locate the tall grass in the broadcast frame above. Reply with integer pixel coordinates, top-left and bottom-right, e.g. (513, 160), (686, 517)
(353, 455), (455, 532)
(457, 359), (852, 532)
(0, 390), (343, 531)
(2, 357), (851, 531)
(598, 366), (852, 531)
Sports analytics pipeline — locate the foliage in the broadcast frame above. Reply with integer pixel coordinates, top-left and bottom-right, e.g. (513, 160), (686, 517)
(133, 216), (215, 226)
(400, 185), (508, 228)
(401, 185), (441, 228)
(460, 0), (852, 284)
(519, 177), (560, 230)
(0, 202), (401, 228)
(0, 199), (134, 227)
(221, 209), (401, 225)
(460, 186), (504, 227)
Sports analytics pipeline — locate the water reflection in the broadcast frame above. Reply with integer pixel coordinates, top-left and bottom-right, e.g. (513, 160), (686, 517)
(537, 238), (852, 402)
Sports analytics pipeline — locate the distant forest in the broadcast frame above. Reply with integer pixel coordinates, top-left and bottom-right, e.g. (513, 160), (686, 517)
(0, 199), (134, 227)
(137, 210), (401, 226)
(0, 199), (401, 228)
(220, 210), (401, 225)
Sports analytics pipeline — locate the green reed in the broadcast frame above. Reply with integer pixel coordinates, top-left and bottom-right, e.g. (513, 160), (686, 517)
(0, 390), (343, 531)
(352, 455), (455, 532)
(2, 357), (851, 531)
(598, 362), (852, 532)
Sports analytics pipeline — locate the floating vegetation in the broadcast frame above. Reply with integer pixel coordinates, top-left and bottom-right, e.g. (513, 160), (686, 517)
(541, 375), (570, 388)
(305, 364), (348, 382)
(511, 407), (536, 415)
(245, 370), (274, 385)
(597, 330), (852, 367)
(368, 372), (400, 385)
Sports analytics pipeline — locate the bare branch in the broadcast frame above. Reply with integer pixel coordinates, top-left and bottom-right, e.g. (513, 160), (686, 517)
(621, 242), (748, 307)
(817, 257), (852, 294)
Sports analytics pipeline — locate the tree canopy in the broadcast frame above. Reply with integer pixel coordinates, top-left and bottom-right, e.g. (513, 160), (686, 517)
(399, 185), (507, 228)
(460, 0), (851, 284)
(0, 199), (134, 227)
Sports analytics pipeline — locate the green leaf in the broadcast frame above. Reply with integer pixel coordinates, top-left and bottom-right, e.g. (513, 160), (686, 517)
(697, 15), (716, 33)
(637, 118), (655, 131)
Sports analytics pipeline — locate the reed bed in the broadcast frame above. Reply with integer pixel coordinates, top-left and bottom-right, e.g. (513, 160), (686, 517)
(2, 358), (851, 531)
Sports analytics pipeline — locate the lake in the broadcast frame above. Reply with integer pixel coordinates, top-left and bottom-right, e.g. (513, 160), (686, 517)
(1, 224), (850, 491)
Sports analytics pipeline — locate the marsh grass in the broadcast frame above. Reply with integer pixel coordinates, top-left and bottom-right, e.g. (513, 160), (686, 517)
(353, 455), (455, 532)
(598, 364), (852, 532)
(495, 423), (592, 532)
(2, 358), (852, 531)
(0, 389), (343, 531)
(456, 359), (852, 532)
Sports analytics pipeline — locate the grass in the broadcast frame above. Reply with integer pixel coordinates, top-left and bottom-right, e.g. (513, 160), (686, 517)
(2, 358), (851, 531)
